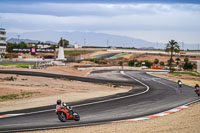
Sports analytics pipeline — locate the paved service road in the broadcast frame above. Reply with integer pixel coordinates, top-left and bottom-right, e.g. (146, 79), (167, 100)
(0, 70), (198, 132)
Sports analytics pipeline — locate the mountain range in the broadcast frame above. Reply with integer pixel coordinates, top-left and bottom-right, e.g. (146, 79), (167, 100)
(7, 31), (163, 49)
(6, 31), (199, 50)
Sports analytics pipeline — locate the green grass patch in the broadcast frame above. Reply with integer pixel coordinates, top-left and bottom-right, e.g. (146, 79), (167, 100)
(171, 72), (200, 77)
(0, 94), (20, 100)
(0, 91), (40, 101)
(107, 53), (130, 60)
(64, 50), (93, 56)
(0, 63), (36, 68)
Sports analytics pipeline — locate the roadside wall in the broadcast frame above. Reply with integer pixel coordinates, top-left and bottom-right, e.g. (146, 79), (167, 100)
(78, 66), (142, 71)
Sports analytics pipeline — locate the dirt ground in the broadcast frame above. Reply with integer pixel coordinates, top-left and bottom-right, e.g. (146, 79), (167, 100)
(0, 74), (130, 112)
(0, 63), (92, 77)
(129, 53), (200, 63)
(0, 64), (132, 112)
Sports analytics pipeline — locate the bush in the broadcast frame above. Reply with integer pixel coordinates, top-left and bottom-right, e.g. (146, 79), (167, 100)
(143, 60), (153, 68)
(160, 61), (165, 66)
(4, 53), (11, 58)
(183, 62), (193, 70)
(128, 59), (137, 67)
(118, 61), (123, 66)
(154, 58), (159, 65)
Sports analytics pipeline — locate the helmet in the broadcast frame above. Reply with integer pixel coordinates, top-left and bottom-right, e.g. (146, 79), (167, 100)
(57, 99), (61, 105)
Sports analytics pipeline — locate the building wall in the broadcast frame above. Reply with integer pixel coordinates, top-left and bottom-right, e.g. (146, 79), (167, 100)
(0, 28), (6, 53)
(197, 60), (200, 73)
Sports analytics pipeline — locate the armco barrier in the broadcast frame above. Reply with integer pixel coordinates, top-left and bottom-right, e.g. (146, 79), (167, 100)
(78, 66), (142, 71)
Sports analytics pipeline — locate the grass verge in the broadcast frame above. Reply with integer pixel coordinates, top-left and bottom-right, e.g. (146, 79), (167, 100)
(171, 71), (200, 77)
(64, 50), (93, 56)
(0, 63), (35, 68)
(0, 91), (40, 101)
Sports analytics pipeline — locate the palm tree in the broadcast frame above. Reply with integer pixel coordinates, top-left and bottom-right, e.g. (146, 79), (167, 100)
(165, 40), (180, 72)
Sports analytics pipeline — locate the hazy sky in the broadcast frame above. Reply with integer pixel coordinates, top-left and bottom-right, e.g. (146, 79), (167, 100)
(0, 0), (200, 44)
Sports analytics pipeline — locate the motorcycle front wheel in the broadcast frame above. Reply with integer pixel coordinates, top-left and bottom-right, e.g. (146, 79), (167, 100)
(74, 112), (80, 121)
(57, 111), (67, 122)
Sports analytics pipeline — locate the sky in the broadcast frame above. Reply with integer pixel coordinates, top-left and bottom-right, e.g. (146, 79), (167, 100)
(0, 0), (200, 45)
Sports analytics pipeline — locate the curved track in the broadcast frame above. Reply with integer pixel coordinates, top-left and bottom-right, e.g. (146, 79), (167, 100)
(0, 70), (198, 132)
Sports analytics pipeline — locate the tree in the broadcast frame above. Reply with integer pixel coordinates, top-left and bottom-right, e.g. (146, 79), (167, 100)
(184, 57), (189, 63)
(165, 40), (180, 72)
(160, 61), (165, 66)
(6, 42), (27, 52)
(167, 58), (174, 66)
(183, 62), (193, 71)
(58, 38), (69, 48)
(183, 57), (193, 71)
(175, 58), (181, 65)
(143, 60), (153, 68)
(118, 61), (123, 66)
(154, 58), (159, 65)
(128, 59), (137, 67)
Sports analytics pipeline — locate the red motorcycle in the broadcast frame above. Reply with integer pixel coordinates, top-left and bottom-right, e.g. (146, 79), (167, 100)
(195, 88), (200, 96)
(56, 103), (80, 122)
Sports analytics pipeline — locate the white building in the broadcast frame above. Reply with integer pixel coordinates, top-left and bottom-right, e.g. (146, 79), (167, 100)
(0, 28), (6, 53)
(197, 60), (200, 73)
(74, 42), (82, 49)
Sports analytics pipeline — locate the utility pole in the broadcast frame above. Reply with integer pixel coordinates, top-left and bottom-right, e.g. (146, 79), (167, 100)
(17, 35), (20, 44)
(84, 38), (86, 46)
(107, 40), (109, 48)
(182, 42), (184, 51)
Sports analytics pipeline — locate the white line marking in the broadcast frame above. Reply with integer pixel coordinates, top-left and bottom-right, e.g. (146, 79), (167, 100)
(132, 118), (149, 121)
(1, 71), (150, 117)
(154, 113), (168, 116)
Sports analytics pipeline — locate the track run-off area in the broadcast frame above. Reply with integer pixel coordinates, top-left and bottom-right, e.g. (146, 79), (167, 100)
(0, 70), (199, 132)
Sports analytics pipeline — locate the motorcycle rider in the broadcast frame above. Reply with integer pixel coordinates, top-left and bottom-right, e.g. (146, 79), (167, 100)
(56, 99), (62, 110)
(56, 99), (73, 112)
(195, 84), (199, 89)
(178, 80), (182, 87)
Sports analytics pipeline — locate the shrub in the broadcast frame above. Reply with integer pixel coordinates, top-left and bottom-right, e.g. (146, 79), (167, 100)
(183, 62), (193, 71)
(128, 59), (137, 67)
(118, 61), (123, 66)
(143, 60), (153, 68)
(160, 61), (165, 66)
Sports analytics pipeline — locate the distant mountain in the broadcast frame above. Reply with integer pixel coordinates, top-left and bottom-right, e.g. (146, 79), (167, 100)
(7, 31), (164, 48)
(7, 38), (40, 44)
(7, 38), (57, 45)
(44, 41), (57, 45)
(140, 47), (156, 50)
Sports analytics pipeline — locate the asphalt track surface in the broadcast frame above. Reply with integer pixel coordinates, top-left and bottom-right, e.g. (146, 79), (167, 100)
(0, 61), (49, 64)
(93, 53), (118, 59)
(0, 70), (199, 132)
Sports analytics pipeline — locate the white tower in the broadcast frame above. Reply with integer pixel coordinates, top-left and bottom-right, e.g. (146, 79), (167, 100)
(57, 38), (66, 61)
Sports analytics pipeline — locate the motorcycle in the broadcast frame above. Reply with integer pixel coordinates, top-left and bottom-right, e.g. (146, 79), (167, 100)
(194, 88), (200, 96)
(56, 103), (80, 122)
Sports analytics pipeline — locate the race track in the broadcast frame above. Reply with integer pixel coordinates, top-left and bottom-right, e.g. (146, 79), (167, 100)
(0, 70), (198, 132)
